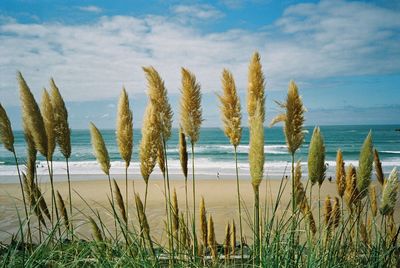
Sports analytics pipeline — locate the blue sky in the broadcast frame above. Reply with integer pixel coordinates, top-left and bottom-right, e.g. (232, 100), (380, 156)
(0, 0), (399, 129)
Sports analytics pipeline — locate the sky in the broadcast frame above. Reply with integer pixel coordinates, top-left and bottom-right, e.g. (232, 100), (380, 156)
(0, 0), (399, 129)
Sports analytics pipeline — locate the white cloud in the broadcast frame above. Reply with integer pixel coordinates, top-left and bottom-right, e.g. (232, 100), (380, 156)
(171, 4), (224, 20)
(78, 5), (103, 13)
(0, 0), (399, 105)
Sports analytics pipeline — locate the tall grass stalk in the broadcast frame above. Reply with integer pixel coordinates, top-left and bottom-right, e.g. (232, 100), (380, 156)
(50, 79), (73, 237)
(357, 131), (373, 199)
(17, 72), (63, 240)
(270, 80), (305, 260)
(218, 69), (244, 259)
(89, 122), (117, 238)
(116, 88), (133, 244)
(308, 126), (326, 233)
(180, 67), (202, 260)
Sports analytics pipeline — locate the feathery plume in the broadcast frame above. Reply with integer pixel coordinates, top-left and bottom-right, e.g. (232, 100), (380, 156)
(247, 52), (265, 121)
(336, 149), (346, 198)
(231, 220), (236, 255)
(370, 185), (377, 217)
(324, 195), (332, 227)
(18, 72), (48, 158)
(270, 80), (305, 154)
(89, 217), (103, 242)
(41, 89), (56, 159)
(308, 127), (326, 187)
(180, 68), (203, 144)
(200, 196), (208, 248)
(357, 131), (373, 198)
(57, 191), (70, 231)
(50, 78), (71, 158)
(373, 149), (384, 186)
(143, 66), (173, 140)
(249, 102), (264, 189)
(23, 173), (45, 226)
(172, 188), (179, 237)
(0, 104), (14, 152)
(207, 215), (217, 261)
(380, 167), (398, 216)
(331, 197), (340, 229)
(90, 123), (110, 175)
(113, 179), (127, 223)
(218, 69), (242, 147)
(179, 128), (188, 178)
(345, 165), (359, 211)
(308, 210), (317, 235)
(135, 193), (155, 255)
(116, 88), (133, 166)
(224, 222), (231, 260)
(139, 103), (159, 184)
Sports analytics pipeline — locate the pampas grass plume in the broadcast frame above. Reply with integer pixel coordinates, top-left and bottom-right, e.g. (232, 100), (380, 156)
(207, 215), (217, 261)
(57, 191), (70, 231)
(218, 69), (242, 147)
(270, 80), (305, 154)
(143, 67), (172, 140)
(345, 164), (358, 210)
(89, 217), (103, 242)
(172, 188), (179, 235)
(41, 89), (56, 159)
(324, 195), (332, 227)
(179, 128), (188, 178)
(143, 66), (173, 140)
(18, 72), (48, 158)
(247, 52), (265, 121)
(50, 78), (71, 158)
(308, 126), (326, 186)
(113, 179), (127, 223)
(231, 220), (236, 255)
(139, 103), (159, 184)
(90, 122), (110, 175)
(336, 149), (346, 197)
(373, 149), (384, 186)
(357, 131), (373, 198)
(331, 197), (340, 229)
(135, 193), (154, 254)
(180, 68), (202, 144)
(380, 167), (398, 216)
(200, 196), (208, 248)
(116, 88), (133, 166)
(224, 222), (231, 259)
(249, 102), (264, 189)
(0, 104), (14, 152)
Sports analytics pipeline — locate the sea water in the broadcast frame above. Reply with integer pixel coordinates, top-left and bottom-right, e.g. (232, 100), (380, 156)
(0, 125), (399, 183)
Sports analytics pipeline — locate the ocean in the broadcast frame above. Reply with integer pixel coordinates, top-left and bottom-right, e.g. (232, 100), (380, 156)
(0, 125), (399, 183)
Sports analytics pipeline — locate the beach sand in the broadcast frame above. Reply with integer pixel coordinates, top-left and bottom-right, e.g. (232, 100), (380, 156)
(0, 177), (396, 245)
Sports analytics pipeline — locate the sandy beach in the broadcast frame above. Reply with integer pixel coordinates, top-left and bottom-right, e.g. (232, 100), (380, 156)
(0, 177), (397, 245)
